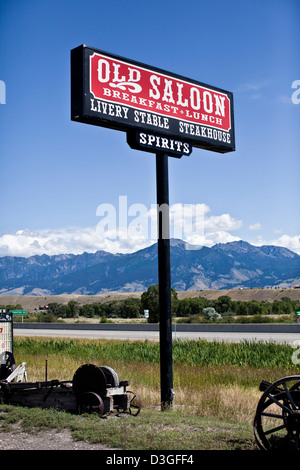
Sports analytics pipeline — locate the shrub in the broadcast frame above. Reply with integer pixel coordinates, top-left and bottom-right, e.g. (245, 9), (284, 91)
(202, 307), (222, 321)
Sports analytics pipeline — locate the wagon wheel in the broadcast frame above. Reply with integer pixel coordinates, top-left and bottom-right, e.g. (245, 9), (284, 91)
(126, 391), (142, 416)
(254, 375), (300, 450)
(77, 391), (105, 416)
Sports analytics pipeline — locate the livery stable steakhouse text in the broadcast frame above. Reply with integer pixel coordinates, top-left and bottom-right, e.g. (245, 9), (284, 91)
(89, 54), (233, 145)
(90, 98), (232, 145)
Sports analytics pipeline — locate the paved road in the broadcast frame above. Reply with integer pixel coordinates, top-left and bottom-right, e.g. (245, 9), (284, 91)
(13, 323), (300, 344)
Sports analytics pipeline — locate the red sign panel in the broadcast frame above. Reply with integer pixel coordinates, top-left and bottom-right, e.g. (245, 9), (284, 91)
(71, 45), (235, 153)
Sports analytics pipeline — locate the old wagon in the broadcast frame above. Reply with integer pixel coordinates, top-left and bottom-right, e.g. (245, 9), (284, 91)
(0, 355), (141, 418)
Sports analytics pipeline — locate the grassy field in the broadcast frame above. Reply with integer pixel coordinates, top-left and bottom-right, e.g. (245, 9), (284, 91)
(1, 337), (299, 450)
(0, 405), (256, 451)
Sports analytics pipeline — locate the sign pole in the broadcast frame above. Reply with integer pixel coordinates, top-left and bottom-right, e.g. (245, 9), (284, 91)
(156, 152), (174, 410)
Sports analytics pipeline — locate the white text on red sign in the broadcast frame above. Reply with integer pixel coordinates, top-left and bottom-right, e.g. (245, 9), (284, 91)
(90, 53), (231, 132)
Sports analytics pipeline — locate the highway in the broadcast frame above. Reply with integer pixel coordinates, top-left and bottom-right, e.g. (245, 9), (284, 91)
(13, 322), (300, 344)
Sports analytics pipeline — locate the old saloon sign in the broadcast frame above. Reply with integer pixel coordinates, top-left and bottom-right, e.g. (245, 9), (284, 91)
(71, 45), (235, 154)
(71, 45), (235, 410)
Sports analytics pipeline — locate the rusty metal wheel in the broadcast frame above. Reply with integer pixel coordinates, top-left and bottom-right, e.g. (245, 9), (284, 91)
(116, 390), (141, 416)
(254, 375), (300, 450)
(77, 391), (105, 416)
(126, 391), (142, 416)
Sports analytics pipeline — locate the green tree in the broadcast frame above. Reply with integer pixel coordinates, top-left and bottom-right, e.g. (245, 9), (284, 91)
(101, 301), (118, 318)
(121, 298), (141, 318)
(92, 302), (104, 317)
(272, 299), (293, 315)
(279, 297), (294, 314)
(248, 300), (263, 315)
(235, 301), (249, 315)
(177, 297), (208, 317)
(47, 303), (61, 315)
(216, 295), (232, 314)
(79, 304), (95, 318)
(67, 300), (79, 318)
(177, 298), (193, 317)
(141, 284), (178, 323)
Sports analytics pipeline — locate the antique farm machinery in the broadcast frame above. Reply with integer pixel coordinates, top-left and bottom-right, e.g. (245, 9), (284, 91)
(73, 363), (141, 416)
(0, 309), (141, 417)
(253, 375), (300, 450)
(0, 358), (141, 417)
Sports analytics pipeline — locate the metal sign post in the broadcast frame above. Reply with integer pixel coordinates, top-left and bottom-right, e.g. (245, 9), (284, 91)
(156, 152), (173, 410)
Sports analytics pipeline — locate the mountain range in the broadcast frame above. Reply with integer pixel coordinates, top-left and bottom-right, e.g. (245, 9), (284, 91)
(0, 240), (299, 296)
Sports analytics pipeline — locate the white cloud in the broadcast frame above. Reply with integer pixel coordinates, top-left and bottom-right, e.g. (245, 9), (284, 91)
(278, 95), (293, 105)
(204, 213), (243, 232)
(0, 203), (245, 257)
(1, 204), (298, 258)
(135, 203), (242, 248)
(236, 80), (269, 99)
(249, 222), (262, 231)
(237, 80), (269, 93)
(0, 227), (154, 257)
(185, 231), (241, 248)
(270, 235), (300, 255)
(254, 234), (300, 255)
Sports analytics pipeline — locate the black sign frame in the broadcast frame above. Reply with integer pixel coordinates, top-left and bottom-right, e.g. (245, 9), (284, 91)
(71, 45), (235, 154)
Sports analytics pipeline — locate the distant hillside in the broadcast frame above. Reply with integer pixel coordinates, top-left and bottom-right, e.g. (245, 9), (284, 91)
(0, 239), (299, 296)
(1, 288), (300, 313)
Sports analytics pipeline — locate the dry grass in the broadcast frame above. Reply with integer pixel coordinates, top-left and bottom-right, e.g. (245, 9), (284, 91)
(17, 353), (263, 426)
(134, 383), (261, 425)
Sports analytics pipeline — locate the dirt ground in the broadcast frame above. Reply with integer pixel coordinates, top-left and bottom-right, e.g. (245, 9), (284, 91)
(0, 421), (118, 450)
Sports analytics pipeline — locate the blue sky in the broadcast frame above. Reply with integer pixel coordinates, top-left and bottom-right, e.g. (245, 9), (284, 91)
(0, 0), (299, 257)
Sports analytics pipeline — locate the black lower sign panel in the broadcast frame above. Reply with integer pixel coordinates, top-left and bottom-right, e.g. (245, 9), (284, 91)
(127, 131), (192, 158)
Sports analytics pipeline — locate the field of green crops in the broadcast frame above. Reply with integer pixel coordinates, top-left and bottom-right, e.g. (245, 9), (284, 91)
(14, 336), (299, 369)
